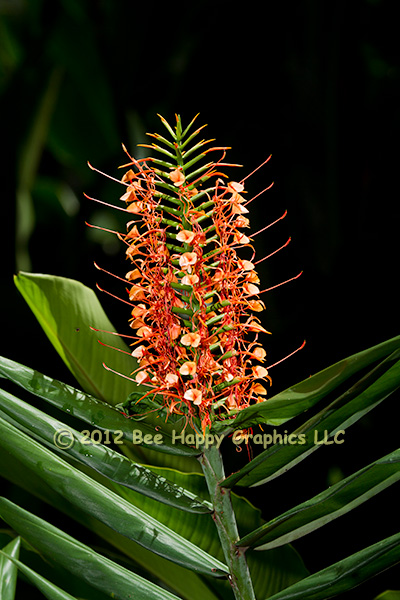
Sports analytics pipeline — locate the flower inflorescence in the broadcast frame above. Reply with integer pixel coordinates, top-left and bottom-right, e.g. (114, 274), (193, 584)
(93, 114), (278, 433)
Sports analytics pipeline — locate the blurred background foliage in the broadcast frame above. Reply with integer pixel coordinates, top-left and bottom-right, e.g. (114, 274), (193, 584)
(1, 0), (399, 596)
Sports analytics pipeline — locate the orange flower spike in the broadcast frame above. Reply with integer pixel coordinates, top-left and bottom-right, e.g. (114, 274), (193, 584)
(91, 115), (300, 430)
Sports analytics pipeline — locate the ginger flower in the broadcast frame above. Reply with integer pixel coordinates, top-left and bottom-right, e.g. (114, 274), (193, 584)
(179, 361), (197, 376)
(170, 168), (185, 186)
(252, 347), (267, 361)
(176, 229), (196, 244)
(132, 345), (146, 359)
(179, 252), (198, 270)
(135, 370), (149, 385)
(238, 259), (255, 271)
(181, 332), (202, 348)
(252, 365), (270, 379)
(137, 326), (153, 338)
(243, 282), (260, 296)
(165, 373), (179, 387)
(184, 389), (203, 405)
(233, 231), (250, 245)
(182, 273), (199, 286)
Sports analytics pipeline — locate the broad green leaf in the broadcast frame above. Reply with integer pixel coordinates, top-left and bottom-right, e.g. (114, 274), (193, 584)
(14, 271), (142, 406)
(0, 386), (211, 514)
(112, 465), (309, 599)
(0, 355), (197, 457)
(0, 417), (228, 577)
(223, 352), (400, 488)
(0, 499), (182, 600)
(0, 537), (20, 600)
(265, 532), (400, 600)
(374, 592), (400, 600)
(0, 455), (217, 600)
(213, 334), (400, 433)
(0, 550), (78, 600)
(238, 448), (400, 550)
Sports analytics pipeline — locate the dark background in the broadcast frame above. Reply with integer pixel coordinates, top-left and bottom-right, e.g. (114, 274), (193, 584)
(1, 0), (399, 597)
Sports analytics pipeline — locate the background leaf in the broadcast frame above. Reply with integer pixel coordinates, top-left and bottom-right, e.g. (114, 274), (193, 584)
(14, 271), (142, 406)
(0, 499), (182, 600)
(0, 550), (79, 600)
(264, 533), (400, 600)
(0, 536), (20, 600)
(237, 448), (400, 550)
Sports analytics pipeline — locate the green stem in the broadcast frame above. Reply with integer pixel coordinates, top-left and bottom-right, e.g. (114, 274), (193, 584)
(199, 445), (256, 600)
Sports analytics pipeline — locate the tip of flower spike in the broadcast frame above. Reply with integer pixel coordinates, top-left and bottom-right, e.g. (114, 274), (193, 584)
(87, 161), (95, 170)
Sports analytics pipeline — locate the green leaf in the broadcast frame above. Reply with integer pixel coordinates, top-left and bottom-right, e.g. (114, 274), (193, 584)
(112, 465), (309, 599)
(237, 447), (400, 550)
(0, 386), (211, 514)
(213, 334), (400, 433)
(374, 592), (400, 600)
(0, 537), (20, 600)
(0, 453), (217, 600)
(264, 532), (400, 600)
(0, 355), (197, 457)
(14, 271), (142, 406)
(0, 550), (78, 600)
(0, 499), (182, 600)
(0, 417), (228, 577)
(223, 352), (400, 488)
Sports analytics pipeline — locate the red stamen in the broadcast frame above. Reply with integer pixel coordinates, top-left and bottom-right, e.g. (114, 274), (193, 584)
(244, 182), (275, 207)
(258, 271), (303, 295)
(251, 210), (287, 237)
(254, 237), (291, 265)
(240, 155), (272, 184)
(83, 193), (133, 214)
(95, 283), (134, 306)
(267, 340), (306, 369)
(90, 325), (137, 340)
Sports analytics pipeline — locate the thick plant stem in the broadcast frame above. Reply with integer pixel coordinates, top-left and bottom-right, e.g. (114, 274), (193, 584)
(199, 445), (256, 600)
